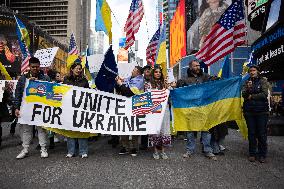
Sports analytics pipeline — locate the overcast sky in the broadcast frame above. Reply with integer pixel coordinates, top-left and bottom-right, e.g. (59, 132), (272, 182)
(90, 0), (158, 65)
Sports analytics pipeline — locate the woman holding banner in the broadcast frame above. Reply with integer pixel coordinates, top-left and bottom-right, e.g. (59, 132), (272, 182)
(148, 65), (171, 160)
(63, 62), (90, 158)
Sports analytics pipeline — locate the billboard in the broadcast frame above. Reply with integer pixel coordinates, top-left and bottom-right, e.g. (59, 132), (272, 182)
(247, 0), (269, 31)
(169, 0), (186, 68)
(186, 0), (232, 53)
(117, 47), (128, 63)
(0, 12), (23, 77)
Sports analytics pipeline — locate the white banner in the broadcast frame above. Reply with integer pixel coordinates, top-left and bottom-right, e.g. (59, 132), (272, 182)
(18, 80), (169, 135)
(34, 47), (59, 67)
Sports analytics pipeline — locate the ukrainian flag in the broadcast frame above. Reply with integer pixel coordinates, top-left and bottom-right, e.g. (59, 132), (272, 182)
(14, 16), (30, 49)
(95, 0), (112, 44)
(170, 77), (242, 131)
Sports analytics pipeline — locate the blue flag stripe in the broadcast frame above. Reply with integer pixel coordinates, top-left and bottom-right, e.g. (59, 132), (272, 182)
(170, 77), (241, 108)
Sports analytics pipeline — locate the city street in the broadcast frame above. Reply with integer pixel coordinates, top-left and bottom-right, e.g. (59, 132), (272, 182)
(0, 126), (283, 189)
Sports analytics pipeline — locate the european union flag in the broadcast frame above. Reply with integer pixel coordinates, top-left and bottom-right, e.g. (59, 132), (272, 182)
(95, 45), (118, 93)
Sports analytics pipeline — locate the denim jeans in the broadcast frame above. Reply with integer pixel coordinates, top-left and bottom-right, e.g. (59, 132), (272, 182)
(210, 136), (226, 154)
(244, 113), (269, 158)
(67, 138), (88, 155)
(186, 131), (212, 153)
(211, 137), (220, 154)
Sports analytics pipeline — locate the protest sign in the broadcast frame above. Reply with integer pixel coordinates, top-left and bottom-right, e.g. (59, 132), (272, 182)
(34, 47), (59, 67)
(167, 68), (175, 83)
(18, 80), (169, 135)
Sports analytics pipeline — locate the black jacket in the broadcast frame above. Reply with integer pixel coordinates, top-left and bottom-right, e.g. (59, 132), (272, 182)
(63, 75), (89, 88)
(242, 77), (269, 113)
(177, 69), (211, 87)
(14, 70), (50, 110)
(0, 89), (12, 120)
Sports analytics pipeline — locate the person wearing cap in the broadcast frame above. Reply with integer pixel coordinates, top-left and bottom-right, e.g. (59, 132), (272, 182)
(115, 66), (144, 157)
(14, 57), (50, 159)
(242, 65), (270, 163)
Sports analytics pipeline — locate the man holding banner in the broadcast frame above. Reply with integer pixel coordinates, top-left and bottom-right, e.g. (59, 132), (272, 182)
(115, 66), (144, 157)
(14, 57), (50, 159)
(176, 60), (217, 160)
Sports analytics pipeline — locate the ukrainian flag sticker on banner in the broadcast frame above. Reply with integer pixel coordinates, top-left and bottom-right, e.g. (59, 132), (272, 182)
(170, 77), (242, 131)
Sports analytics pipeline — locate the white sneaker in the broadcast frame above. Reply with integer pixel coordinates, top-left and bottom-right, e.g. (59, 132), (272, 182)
(16, 149), (28, 159)
(66, 154), (73, 158)
(219, 145), (226, 151)
(205, 152), (217, 161)
(161, 152), (168, 160)
(81, 154), (88, 158)
(183, 151), (193, 158)
(153, 152), (160, 160)
(40, 148), (48, 158)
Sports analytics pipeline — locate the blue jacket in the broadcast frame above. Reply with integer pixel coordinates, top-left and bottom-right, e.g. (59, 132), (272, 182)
(14, 70), (50, 110)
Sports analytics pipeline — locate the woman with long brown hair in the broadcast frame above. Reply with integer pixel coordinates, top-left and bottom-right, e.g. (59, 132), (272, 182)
(63, 62), (90, 158)
(148, 65), (171, 159)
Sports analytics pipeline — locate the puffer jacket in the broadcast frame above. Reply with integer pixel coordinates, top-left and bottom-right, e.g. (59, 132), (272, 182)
(242, 76), (269, 113)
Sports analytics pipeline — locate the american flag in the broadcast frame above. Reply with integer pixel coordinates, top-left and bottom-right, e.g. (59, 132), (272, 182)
(132, 89), (168, 115)
(146, 27), (161, 65)
(195, 0), (246, 66)
(15, 16), (31, 73)
(21, 47), (31, 73)
(124, 0), (144, 50)
(68, 33), (79, 55)
(37, 85), (46, 95)
(52, 93), (63, 101)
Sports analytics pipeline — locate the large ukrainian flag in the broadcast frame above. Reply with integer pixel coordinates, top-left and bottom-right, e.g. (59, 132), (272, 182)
(170, 77), (242, 131)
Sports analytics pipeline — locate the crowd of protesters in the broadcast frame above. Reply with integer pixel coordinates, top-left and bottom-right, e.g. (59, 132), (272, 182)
(0, 56), (276, 163)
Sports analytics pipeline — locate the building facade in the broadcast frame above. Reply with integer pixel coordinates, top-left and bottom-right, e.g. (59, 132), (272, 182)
(7, 0), (91, 51)
(89, 31), (104, 55)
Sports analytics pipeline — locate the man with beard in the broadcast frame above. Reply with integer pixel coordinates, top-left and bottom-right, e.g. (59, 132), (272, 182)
(176, 60), (217, 160)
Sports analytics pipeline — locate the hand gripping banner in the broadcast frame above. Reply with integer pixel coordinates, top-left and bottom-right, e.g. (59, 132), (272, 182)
(18, 80), (169, 135)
